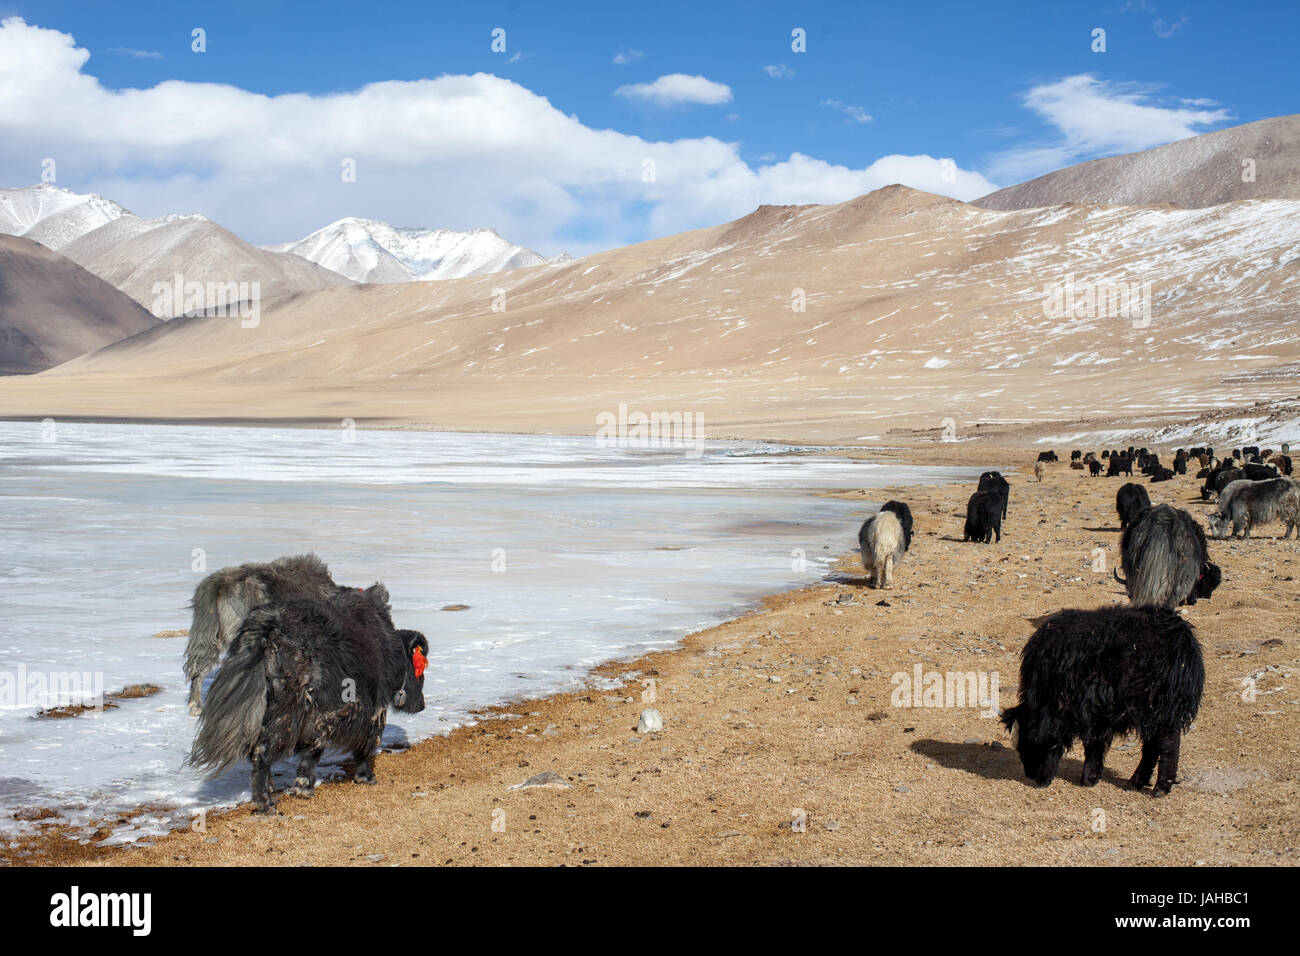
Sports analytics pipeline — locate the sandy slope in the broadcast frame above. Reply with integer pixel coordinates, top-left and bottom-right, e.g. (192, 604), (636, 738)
(6, 444), (1296, 867)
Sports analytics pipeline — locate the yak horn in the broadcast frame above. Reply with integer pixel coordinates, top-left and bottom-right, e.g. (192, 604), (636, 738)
(1112, 568), (1127, 586)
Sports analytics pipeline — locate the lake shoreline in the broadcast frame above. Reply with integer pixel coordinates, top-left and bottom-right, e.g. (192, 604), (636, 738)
(6, 441), (1299, 867)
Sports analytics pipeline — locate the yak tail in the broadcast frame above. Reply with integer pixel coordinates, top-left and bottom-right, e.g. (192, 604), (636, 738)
(1112, 568), (1128, 587)
(189, 609), (272, 777)
(184, 572), (230, 683)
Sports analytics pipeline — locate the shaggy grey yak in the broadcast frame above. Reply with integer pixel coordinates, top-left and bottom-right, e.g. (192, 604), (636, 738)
(1113, 505), (1221, 608)
(1207, 477), (1300, 539)
(189, 584), (428, 813)
(184, 554), (348, 715)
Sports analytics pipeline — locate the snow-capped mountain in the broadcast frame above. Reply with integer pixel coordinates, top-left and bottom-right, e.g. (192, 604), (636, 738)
(0, 184), (131, 250)
(270, 217), (548, 283)
(0, 184), (352, 317)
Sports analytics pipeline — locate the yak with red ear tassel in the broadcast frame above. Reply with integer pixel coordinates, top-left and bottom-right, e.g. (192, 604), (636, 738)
(189, 583), (428, 813)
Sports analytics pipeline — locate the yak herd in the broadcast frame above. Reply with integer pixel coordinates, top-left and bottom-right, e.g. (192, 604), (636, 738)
(855, 439), (1295, 796)
(180, 437), (1291, 813)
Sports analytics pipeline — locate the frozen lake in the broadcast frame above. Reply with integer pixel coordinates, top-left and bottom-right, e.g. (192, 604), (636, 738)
(0, 420), (983, 844)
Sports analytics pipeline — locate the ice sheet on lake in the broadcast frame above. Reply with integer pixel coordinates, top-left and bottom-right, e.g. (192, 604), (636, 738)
(0, 420), (984, 843)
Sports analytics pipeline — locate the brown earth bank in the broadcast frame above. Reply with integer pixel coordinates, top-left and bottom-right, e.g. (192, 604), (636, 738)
(4, 443), (1297, 867)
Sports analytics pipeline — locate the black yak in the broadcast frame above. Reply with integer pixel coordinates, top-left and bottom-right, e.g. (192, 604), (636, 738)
(1200, 466), (1243, 500)
(1070, 450), (1082, 461)
(1036, 450), (1058, 463)
(963, 490), (1002, 543)
(1088, 459), (1103, 477)
(1242, 462), (1279, 481)
(184, 554), (351, 716)
(1114, 504), (1221, 607)
(1001, 605), (1204, 795)
(977, 471), (1010, 519)
(859, 510), (907, 589)
(1107, 455), (1133, 477)
(1207, 476), (1300, 539)
(1115, 482), (1151, 530)
(190, 584), (428, 813)
(1149, 466), (1175, 482)
(880, 500), (914, 552)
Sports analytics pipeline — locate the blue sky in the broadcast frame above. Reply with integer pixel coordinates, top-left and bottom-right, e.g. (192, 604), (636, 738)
(0, 1), (1294, 254)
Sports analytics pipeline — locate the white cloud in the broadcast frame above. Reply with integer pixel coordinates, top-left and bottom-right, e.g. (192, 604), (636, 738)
(612, 49), (643, 65)
(763, 64), (794, 79)
(615, 73), (732, 106)
(0, 18), (998, 257)
(988, 73), (1231, 181)
(1153, 16), (1189, 37)
(107, 46), (162, 59)
(820, 99), (872, 123)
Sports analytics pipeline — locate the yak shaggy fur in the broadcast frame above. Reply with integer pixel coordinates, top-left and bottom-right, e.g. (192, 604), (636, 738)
(964, 489), (1003, 543)
(859, 510), (906, 588)
(184, 553), (349, 716)
(1115, 504), (1220, 608)
(1002, 605), (1204, 795)
(189, 584), (428, 813)
(1208, 476), (1300, 539)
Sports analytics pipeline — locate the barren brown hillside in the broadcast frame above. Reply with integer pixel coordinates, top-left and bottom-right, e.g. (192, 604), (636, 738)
(975, 115), (1300, 210)
(1, 185), (1297, 441)
(0, 234), (160, 374)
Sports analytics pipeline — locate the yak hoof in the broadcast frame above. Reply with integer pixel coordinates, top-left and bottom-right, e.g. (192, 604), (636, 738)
(288, 780), (316, 798)
(354, 770), (377, 785)
(250, 802), (280, 815)
(188, 702), (203, 717)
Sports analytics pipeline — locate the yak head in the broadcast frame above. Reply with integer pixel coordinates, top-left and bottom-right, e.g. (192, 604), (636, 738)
(1001, 704), (1064, 787)
(1194, 561), (1223, 600)
(391, 629), (428, 714)
(1205, 513), (1232, 539)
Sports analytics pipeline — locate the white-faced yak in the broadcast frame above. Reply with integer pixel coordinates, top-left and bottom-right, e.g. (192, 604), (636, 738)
(1002, 605), (1204, 795)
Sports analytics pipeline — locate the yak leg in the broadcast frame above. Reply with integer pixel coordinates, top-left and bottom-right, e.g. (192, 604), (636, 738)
(1080, 738), (1109, 786)
(288, 746), (324, 798)
(882, 554), (894, 589)
(353, 709), (386, 784)
(1152, 732), (1182, 796)
(250, 740), (277, 813)
(1125, 737), (1161, 791)
(187, 677), (204, 717)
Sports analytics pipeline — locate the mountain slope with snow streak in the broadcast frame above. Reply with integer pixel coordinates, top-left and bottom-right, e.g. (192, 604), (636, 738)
(3, 184), (1299, 439)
